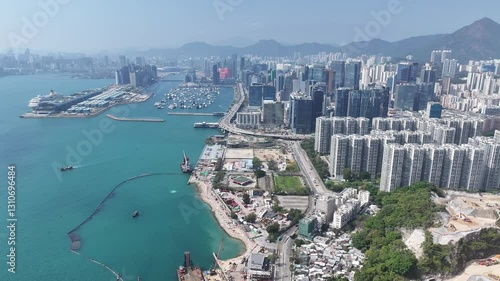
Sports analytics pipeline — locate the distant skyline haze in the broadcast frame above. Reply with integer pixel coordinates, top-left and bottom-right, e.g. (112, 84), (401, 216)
(0, 0), (499, 53)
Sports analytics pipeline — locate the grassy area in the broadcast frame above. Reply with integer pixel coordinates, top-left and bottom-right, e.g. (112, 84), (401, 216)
(274, 176), (308, 195)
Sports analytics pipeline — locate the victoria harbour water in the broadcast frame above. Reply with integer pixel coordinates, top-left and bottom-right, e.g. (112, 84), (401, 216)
(0, 74), (243, 281)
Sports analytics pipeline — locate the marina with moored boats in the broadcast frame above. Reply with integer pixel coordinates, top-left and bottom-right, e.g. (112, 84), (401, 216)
(154, 85), (220, 111)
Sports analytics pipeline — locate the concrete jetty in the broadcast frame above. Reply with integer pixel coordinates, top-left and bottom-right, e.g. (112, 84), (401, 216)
(106, 114), (164, 122)
(167, 112), (225, 116)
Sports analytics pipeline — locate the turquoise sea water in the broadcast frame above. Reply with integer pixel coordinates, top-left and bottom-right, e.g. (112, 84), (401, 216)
(0, 74), (243, 281)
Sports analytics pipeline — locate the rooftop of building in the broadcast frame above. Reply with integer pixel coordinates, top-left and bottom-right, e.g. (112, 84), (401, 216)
(290, 91), (312, 100)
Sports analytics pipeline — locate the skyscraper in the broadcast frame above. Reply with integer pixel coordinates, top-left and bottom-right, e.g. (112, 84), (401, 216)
(262, 101), (285, 127)
(460, 145), (486, 191)
(281, 73), (295, 101)
(212, 64), (220, 85)
(262, 85), (276, 101)
(312, 86), (325, 122)
(401, 144), (425, 187)
(119, 55), (127, 68)
(276, 73), (285, 92)
(248, 84), (264, 107)
(344, 61), (361, 90)
(330, 61), (345, 90)
(231, 54), (238, 79)
(330, 135), (350, 178)
(315, 117), (332, 154)
(395, 62), (418, 84)
(394, 84), (418, 111)
(469, 137), (500, 190)
(334, 88), (350, 117)
(240, 57), (245, 72)
(290, 92), (314, 134)
(363, 136), (383, 178)
(442, 59), (458, 78)
(421, 145), (446, 187)
(347, 136), (364, 175)
(420, 63), (437, 84)
(430, 50), (451, 64)
(336, 87), (389, 119)
(380, 144), (406, 192)
(135, 56), (146, 66)
(430, 51), (442, 64)
(426, 102), (442, 118)
(440, 145), (466, 189)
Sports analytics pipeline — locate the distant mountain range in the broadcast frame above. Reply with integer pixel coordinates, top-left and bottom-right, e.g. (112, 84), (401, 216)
(138, 18), (500, 62)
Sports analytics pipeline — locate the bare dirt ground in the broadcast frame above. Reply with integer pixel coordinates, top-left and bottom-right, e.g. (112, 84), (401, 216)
(430, 191), (500, 245)
(446, 255), (500, 281)
(254, 148), (293, 164)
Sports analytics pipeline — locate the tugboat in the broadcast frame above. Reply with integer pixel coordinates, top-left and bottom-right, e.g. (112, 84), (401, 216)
(132, 211), (139, 217)
(180, 151), (193, 173)
(60, 166), (73, 172)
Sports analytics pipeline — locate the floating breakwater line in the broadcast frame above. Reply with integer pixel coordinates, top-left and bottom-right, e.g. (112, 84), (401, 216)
(70, 250), (125, 281)
(67, 172), (182, 250)
(67, 172), (183, 280)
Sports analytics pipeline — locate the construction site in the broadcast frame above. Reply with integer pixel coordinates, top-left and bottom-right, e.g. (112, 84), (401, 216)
(447, 255), (500, 281)
(430, 191), (500, 245)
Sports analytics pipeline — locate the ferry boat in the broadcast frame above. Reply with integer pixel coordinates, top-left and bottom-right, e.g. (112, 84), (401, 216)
(180, 151), (193, 173)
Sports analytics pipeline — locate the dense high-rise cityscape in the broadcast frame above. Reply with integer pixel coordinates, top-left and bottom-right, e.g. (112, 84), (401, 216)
(3, 9), (500, 281)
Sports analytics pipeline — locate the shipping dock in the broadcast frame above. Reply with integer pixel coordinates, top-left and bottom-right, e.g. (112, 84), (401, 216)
(177, 252), (205, 281)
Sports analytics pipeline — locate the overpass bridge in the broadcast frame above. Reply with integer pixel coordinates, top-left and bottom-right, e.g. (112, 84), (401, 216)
(217, 83), (312, 141)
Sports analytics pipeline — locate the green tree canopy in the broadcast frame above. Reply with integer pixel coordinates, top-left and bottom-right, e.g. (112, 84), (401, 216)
(268, 159), (278, 171)
(266, 222), (280, 234)
(243, 193), (251, 205)
(252, 157), (262, 170)
(245, 212), (257, 223)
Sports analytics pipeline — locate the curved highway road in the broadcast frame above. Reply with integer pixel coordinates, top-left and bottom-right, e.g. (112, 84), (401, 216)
(218, 83), (311, 141)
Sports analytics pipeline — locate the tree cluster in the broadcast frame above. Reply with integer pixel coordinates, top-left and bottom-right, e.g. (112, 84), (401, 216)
(287, 208), (303, 224)
(300, 139), (330, 179)
(245, 212), (257, 223)
(252, 157), (266, 178)
(352, 182), (443, 280)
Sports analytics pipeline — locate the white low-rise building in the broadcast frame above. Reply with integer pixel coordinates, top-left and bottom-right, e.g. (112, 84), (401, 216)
(332, 199), (360, 229)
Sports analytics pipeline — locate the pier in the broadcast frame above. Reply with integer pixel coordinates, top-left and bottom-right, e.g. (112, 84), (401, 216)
(194, 122), (219, 128)
(167, 112), (226, 116)
(106, 114), (165, 122)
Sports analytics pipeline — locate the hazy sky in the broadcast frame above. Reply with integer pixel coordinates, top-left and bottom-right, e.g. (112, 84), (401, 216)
(1, 0), (499, 53)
